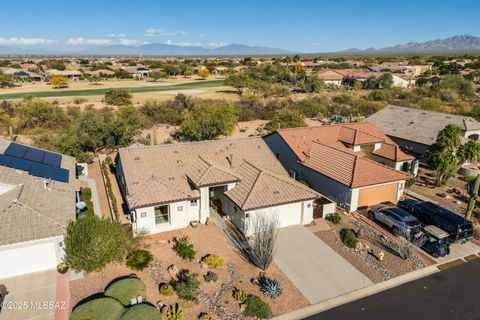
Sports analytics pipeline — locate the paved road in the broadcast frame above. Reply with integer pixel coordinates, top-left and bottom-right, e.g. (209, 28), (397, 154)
(305, 259), (480, 320)
(274, 225), (373, 304)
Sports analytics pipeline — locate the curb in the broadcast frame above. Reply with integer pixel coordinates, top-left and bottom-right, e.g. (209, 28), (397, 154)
(272, 265), (439, 320)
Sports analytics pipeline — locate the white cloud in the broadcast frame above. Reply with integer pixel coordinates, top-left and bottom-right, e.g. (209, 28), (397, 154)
(165, 39), (201, 47)
(119, 38), (141, 46)
(0, 37), (55, 46)
(145, 28), (186, 36)
(66, 37), (113, 45)
(311, 42), (323, 46)
(107, 33), (127, 37)
(207, 42), (227, 48)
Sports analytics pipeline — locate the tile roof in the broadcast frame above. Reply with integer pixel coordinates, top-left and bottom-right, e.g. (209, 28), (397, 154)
(274, 123), (412, 188)
(118, 137), (319, 210)
(0, 139), (78, 246)
(367, 105), (480, 146)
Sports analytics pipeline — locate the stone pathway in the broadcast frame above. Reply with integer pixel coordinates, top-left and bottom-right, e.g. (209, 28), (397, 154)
(198, 263), (243, 320)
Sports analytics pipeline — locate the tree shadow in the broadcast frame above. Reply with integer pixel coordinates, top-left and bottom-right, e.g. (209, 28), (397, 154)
(72, 292), (106, 311)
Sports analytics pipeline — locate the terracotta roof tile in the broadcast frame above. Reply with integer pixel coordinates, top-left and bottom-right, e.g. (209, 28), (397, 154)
(276, 123), (412, 188)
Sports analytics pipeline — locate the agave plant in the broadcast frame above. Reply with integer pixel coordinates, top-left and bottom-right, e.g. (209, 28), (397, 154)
(258, 276), (283, 298)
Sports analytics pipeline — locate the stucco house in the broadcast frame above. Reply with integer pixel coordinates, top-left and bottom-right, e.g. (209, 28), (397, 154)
(391, 74), (416, 87)
(264, 123), (414, 212)
(116, 138), (325, 236)
(0, 139), (78, 279)
(316, 69), (344, 86)
(367, 105), (480, 157)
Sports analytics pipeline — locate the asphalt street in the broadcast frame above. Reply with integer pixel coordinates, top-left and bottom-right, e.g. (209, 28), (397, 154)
(305, 259), (480, 320)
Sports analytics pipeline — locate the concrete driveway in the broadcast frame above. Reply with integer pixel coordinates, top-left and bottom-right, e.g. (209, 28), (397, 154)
(0, 269), (59, 320)
(274, 225), (373, 304)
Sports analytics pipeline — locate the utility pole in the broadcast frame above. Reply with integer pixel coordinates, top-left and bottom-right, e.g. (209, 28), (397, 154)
(466, 174), (480, 221)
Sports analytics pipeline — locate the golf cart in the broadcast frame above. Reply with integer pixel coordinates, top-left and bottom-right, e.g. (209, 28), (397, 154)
(421, 225), (450, 258)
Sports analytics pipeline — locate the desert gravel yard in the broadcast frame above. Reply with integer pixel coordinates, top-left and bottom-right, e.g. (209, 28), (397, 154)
(70, 223), (308, 319)
(274, 225), (372, 304)
(312, 214), (424, 283)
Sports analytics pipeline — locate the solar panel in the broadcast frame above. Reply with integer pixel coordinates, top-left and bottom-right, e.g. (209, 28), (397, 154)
(42, 152), (62, 167)
(4, 143), (28, 158)
(24, 148), (46, 163)
(11, 157), (33, 171)
(29, 163), (69, 183)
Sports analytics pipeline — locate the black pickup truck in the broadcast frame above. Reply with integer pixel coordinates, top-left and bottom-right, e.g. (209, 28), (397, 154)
(398, 199), (473, 244)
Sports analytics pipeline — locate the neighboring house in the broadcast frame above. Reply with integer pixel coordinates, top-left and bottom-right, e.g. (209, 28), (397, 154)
(0, 139), (78, 279)
(45, 69), (82, 80)
(116, 138), (326, 236)
(391, 73), (416, 87)
(122, 66), (149, 78)
(316, 69), (343, 86)
(264, 123), (413, 212)
(0, 67), (43, 81)
(367, 105), (480, 157)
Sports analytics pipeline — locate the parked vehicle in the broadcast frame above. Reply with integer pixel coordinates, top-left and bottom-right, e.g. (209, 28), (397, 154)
(367, 204), (422, 237)
(420, 225), (451, 258)
(398, 199), (473, 243)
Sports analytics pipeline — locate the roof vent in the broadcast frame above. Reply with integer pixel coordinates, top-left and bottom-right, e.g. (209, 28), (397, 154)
(134, 156), (140, 161)
(177, 159), (182, 164)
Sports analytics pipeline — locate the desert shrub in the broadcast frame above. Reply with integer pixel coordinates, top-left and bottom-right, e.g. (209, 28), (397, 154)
(159, 284), (175, 296)
(105, 277), (147, 306)
(73, 97), (88, 104)
(258, 275), (283, 298)
(64, 216), (142, 272)
(233, 288), (248, 303)
(126, 250), (153, 271)
(341, 228), (358, 249)
(243, 295), (271, 319)
(70, 297), (124, 320)
(326, 212), (341, 225)
(474, 225), (480, 240)
(265, 108), (306, 131)
(202, 254), (224, 268)
(119, 303), (161, 320)
(104, 88), (132, 106)
(167, 303), (183, 320)
(203, 271), (218, 283)
(176, 271), (200, 302)
(173, 236), (196, 261)
(405, 178), (416, 188)
(198, 312), (211, 320)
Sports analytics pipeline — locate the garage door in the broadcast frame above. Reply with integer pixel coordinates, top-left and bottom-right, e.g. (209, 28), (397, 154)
(357, 183), (398, 208)
(0, 242), (57, 278)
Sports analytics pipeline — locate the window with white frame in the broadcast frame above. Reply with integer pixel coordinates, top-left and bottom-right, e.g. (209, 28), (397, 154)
(154, 205), (169, 224)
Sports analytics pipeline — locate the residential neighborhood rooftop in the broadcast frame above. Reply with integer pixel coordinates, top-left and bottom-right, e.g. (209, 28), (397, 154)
(367, 105), (480, 145)
(117, 137), (319, 211)
(274, 123), (412, 188)
(0, 139), (78, 246)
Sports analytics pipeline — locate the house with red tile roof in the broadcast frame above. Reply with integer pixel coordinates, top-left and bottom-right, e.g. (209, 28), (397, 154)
(264, 123), (415, 212)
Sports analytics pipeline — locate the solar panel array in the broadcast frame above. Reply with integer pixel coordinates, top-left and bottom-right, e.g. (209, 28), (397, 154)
(0, 142), (69, 183)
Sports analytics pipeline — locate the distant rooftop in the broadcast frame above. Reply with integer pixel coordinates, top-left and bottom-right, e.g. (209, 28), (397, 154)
(367, 105), (480, 145)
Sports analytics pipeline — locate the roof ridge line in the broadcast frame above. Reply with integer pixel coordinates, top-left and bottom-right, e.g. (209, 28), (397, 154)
(350, 155), (359, 188)
(240, 163), (263, 208)
(16, 200), (66, 230)
(309, 140), (357, 159)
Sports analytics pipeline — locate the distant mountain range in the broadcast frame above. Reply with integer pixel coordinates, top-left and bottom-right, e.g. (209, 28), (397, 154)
(1, 35), (480, 56)
(341, 35), (480, 53)
(0, 43), (289, 56)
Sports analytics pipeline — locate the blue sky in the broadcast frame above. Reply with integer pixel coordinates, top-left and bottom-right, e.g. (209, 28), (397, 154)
(0, 0), (479, 52)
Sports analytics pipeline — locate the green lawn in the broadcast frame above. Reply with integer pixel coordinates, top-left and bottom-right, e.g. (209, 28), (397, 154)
(0, 79), (225, 100)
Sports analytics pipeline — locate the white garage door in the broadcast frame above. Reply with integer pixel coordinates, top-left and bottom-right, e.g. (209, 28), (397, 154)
(0, 242), (57, 278)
